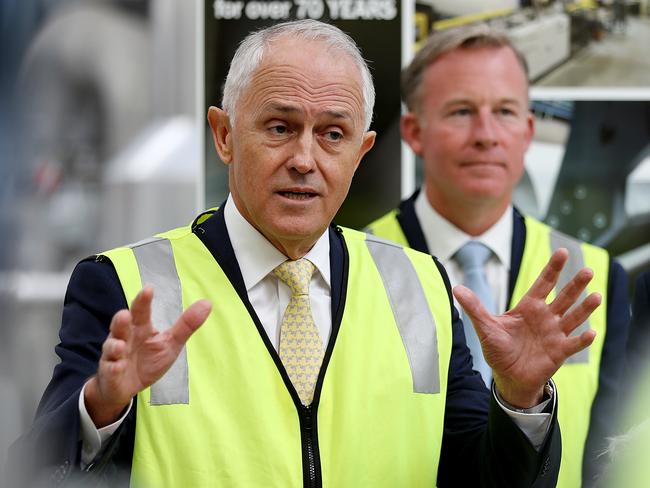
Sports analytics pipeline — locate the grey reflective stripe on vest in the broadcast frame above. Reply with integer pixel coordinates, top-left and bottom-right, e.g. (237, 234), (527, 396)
(550, 231), (590, 364)
(365, 234), (440, 394)
(131, 237), (188, 404)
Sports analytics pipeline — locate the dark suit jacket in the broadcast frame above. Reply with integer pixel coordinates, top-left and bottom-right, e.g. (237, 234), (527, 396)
(390, 190), (631, 486)
(9, 205), (560, 488)
(624, 270), (650, 398)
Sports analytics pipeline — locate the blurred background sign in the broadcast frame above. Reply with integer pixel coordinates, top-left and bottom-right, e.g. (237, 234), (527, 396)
(201, 0), (407, 229)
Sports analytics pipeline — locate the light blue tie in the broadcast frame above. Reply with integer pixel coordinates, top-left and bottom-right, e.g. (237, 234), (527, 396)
(454, 241), (495, 386)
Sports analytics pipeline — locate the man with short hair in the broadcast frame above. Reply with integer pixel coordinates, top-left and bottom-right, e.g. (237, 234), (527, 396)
(367, 23), (630, 487)
(12, 20), (600, 487)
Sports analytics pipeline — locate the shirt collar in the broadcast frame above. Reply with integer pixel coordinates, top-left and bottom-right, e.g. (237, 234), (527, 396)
(223, 194), (331, 292)
(414, 187), (512, 269)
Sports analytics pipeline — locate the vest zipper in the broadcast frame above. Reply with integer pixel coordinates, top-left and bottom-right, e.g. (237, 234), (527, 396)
(301, 405), (321, 488)
(297, 227), (347, 488)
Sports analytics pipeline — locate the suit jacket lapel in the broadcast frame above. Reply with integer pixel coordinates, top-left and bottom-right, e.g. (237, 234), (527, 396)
(396, 190), (430, 254)
(508, 207), (527, 308)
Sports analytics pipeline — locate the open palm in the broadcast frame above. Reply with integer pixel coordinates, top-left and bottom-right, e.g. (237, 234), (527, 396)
(86, 287), (211, 427)
(454, 248), (600, 408)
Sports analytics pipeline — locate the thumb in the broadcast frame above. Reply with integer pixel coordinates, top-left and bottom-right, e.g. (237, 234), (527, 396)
(453, 285), (491, 339)
(169, 299), (212, 345)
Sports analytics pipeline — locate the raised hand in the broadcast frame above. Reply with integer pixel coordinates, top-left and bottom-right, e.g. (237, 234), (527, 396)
(85, 287), (211, 427)
(453, 248), (601, 408)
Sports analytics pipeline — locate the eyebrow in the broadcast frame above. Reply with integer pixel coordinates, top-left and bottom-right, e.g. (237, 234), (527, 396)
(442, 97), (524, 108)
(267, 103), (354, 121)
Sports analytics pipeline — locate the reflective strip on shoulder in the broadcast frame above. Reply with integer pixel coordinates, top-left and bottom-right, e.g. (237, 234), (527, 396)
(550, 230), (590, 364)
(131, 237), (189, 404)
(365, 234), (440, 394)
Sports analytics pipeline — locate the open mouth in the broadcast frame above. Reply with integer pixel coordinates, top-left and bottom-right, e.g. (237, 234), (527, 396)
(278, 191), (317, 200)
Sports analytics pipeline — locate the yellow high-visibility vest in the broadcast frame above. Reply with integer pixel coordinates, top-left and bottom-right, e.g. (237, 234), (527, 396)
(368, 210), (611, 488)
(101, 220), (453, 487)
(509, 217), (608, 488)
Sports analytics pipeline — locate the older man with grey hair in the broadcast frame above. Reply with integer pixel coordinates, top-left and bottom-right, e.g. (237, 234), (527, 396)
(11, 20), (601, 487)
(367, 23), (630, 488)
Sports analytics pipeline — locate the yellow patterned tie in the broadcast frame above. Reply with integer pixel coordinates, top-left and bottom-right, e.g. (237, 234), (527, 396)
(273, 259), (323, 405)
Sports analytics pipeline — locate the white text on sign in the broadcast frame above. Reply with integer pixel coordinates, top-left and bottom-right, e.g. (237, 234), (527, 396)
(213, 0), (397, 21)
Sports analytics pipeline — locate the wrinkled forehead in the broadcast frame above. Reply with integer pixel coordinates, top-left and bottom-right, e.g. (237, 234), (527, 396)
(240, 36), (366, 112)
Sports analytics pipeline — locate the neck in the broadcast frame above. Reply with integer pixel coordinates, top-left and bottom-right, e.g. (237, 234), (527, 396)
(226, 193), (320, 261)
(425, 187), (510, 237)
(271, 237), (318, 261)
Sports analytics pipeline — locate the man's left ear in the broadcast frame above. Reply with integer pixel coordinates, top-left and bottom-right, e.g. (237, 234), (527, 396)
(354, 130), (376, 171)
(207, 106), (233, 164)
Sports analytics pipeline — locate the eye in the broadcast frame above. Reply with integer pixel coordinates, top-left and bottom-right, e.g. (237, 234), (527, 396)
(269, 125), (288, 135)
(498, 107), (516, 116)
(451, 107), (472, 117)
(324, 130), (343, 142)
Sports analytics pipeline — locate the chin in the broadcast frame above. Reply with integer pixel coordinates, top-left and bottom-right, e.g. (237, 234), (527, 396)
(275, 219), (326, 241)
(463, 181), (510, 198)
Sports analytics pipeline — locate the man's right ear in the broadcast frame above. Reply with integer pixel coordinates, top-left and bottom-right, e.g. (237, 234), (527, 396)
(207, 106), (233, 164)
(400, 112), (424, 156)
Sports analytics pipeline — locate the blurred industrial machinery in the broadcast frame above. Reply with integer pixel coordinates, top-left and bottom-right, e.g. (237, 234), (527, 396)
(1, 1), (199, 467)
(415, 0), (650, 83)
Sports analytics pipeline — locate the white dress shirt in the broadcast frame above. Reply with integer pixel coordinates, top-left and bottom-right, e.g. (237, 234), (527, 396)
(79, 193), (551, 466)
(224, 194), (332, 350)
(414, 188), (513, 314)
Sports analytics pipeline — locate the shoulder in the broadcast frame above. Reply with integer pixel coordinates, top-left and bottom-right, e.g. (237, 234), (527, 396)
(522, 215), (611, 264)
(364, 208), (401, 231)
(340, 226), (451, 300)
(66, 256), (126, 313)
(341, 226), (432, 262)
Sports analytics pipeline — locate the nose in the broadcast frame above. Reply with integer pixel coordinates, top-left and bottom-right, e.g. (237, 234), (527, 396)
(288, 132), (317, 174)
(471, 108), (498, 148)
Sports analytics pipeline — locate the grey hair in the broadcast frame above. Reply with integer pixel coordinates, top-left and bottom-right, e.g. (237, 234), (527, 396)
(402, 23), (529, 112)
(221, 19), (375, 132)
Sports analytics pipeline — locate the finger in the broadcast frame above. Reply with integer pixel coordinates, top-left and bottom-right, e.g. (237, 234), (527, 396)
(525, 248), (569, 300)
(562, 329), (597, 358)
(453, 285), (491, 340)
(97, 356), (129, 390)
(99, 355), (127, 375)
(168, 299), (212, 345)
(101, 337), (126, 361)
(130, 286), (154, 327)
(549, 267), (594, 316)
(109, 309), (133, 342)
(560, 292), (602, 335)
